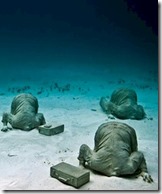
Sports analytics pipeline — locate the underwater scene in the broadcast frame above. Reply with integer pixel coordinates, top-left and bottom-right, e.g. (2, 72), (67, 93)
(0, 0), (158, 191)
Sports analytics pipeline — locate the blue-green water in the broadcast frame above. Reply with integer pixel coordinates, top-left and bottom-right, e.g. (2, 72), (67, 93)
(0, 1), (159, 190)
(0, 0), (158, 95)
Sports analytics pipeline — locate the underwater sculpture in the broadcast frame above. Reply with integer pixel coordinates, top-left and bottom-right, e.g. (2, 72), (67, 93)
(1, 93), (46, 132)
(78, 121), (153, 183)
(100, 88), (146, 120)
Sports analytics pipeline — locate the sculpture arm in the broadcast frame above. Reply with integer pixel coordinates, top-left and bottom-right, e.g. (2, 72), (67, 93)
(1, 112), (13, 132)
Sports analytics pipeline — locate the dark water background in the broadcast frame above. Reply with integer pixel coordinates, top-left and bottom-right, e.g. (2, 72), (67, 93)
(0, 0), (158, 90)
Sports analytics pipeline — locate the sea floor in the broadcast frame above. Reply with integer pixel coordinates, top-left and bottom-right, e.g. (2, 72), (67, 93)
(0, 66), (158, 190)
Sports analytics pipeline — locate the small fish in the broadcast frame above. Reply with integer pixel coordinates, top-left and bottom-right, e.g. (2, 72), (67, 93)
(8, 154), (17, 157)
(91, 109), (97, 111)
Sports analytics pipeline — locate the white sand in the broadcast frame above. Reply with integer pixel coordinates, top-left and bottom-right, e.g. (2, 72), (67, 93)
(0, 68), (158, 191)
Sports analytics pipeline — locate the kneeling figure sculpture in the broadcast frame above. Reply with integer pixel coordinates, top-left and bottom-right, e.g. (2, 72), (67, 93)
(100, 88), (146, 120)
(1, 93), (46, 131)
(78, 121), (153, 183)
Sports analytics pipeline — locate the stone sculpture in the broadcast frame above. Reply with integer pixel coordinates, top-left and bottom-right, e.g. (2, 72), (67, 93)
(78, 121), (153, 183)
(1, 93), (46, 132)
(100, 88), (146, 120)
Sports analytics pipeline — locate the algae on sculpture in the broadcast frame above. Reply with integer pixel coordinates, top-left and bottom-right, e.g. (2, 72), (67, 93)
(1, 93), (46, 131)
(78, 121), (153, 183)
(100, 88), (146, 120)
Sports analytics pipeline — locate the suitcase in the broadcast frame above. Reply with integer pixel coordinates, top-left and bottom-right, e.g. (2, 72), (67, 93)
(38, 124), (64, 136)
(50, 162), (90, 188)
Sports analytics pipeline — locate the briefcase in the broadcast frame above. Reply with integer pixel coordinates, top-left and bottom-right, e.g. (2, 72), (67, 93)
(50, 162), (90, 188)
(38, 124), (64, 136)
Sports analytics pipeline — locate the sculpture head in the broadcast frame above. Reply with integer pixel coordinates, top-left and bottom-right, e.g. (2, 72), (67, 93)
(132, 105), (146, 120)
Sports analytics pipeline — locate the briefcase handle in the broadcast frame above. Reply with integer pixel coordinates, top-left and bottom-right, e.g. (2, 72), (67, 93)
(58, 176), (70, 183)
(55, 172), (70, 183)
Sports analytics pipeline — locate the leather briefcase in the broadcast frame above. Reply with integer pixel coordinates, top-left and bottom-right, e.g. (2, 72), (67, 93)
(50, 162), (90, 188)
(38, 124), (64, 136)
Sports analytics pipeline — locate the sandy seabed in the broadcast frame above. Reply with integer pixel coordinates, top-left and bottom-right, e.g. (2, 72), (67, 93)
(0, 69), (159, 191)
